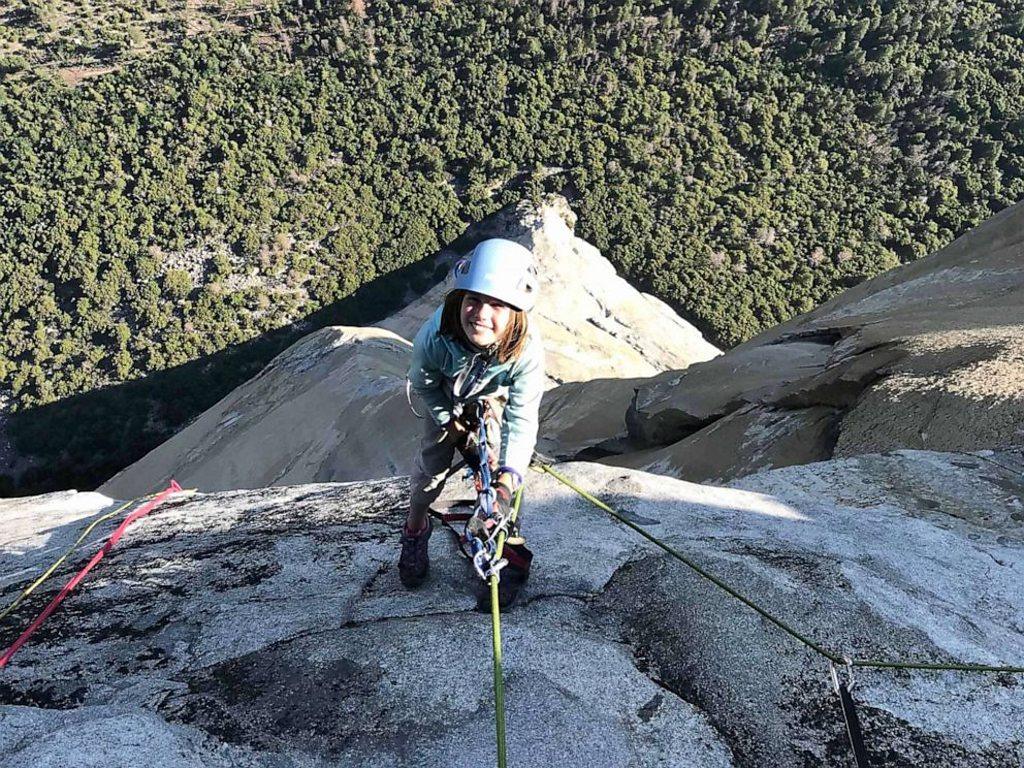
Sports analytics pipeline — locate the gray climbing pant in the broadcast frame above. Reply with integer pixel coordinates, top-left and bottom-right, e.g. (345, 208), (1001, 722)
(408, 400), (502, 521)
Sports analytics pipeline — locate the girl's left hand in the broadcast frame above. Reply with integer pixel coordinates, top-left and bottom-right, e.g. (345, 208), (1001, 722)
(492, 482), (512, 518)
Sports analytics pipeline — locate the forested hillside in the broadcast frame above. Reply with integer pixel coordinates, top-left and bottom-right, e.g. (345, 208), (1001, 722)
(2, 0), (1022, 492)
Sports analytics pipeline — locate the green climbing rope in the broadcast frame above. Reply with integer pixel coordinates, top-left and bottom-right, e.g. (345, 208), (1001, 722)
(539, 463), (1024, 676)
(491, 487), (523, 768)
(852, 658), (1024, 673)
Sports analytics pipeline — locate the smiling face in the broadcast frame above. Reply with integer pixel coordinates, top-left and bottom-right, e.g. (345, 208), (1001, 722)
(460, 291), (513, 349)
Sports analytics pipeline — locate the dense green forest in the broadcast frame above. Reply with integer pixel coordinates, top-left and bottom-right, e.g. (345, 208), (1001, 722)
(1, 0), (1022, 493)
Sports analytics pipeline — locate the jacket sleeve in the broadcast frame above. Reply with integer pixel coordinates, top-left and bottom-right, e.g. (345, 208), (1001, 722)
(499, 336), (546, 475)
(408, 317), (454, 427)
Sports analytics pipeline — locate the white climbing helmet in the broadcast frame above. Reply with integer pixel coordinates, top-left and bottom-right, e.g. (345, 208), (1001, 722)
(450, 239), (539, 312)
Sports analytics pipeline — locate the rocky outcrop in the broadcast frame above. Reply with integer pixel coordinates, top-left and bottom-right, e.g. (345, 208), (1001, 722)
(624, 340), (835, 446)
(611, 404), (840, 483)
(534, 376), (649, 462)
(100, 197), (717, 497)
(619, 199), (1024, 482)
(4, 452), (1023, 766)
(379, 196), (720, 384)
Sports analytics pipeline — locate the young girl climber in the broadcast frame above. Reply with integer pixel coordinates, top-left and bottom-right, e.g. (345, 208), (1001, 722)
(400, 238), (545, 609)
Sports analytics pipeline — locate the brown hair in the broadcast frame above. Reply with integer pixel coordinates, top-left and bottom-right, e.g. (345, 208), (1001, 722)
(440, 290), (529, 363)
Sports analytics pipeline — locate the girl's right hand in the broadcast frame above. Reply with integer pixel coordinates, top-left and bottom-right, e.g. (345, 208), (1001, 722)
(445, 418), (471, 452)
(445, 417), (468, 439)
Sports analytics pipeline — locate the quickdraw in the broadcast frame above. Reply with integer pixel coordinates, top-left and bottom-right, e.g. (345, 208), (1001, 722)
(459, 400), (513, 581)
(831, 659), (870, 768)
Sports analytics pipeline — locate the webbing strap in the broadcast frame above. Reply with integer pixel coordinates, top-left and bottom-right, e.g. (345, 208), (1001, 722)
(452, 352), (495, 405)
(837, 681), (871, 767)
(0, 481), (184, 668)
(430, 507), (474, 559)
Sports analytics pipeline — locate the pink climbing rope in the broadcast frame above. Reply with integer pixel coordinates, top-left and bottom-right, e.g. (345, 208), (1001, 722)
(0, 480), (182, 668)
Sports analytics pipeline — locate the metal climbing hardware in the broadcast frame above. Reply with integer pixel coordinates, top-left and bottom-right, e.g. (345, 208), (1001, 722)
(829, 656), (857, 695)
(831, 658), (871, 768)
(459, 400), (514, 581)
(425, 394), (525, 768)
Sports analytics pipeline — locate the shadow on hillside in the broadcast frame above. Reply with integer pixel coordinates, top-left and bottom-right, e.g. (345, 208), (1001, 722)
(0, 258), (448, 498)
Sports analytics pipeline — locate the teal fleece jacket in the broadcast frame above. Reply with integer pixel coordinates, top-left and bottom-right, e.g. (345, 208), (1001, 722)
(408, 306), (545, 475)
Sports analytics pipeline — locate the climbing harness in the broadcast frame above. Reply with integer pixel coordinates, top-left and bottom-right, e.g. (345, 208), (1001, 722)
(428, 348), (515, 579)
(431, 400), (514, 582)
(0, 480), (187, 668)
(537, 463), (1024, 766)
(407, 338), (494, 421)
